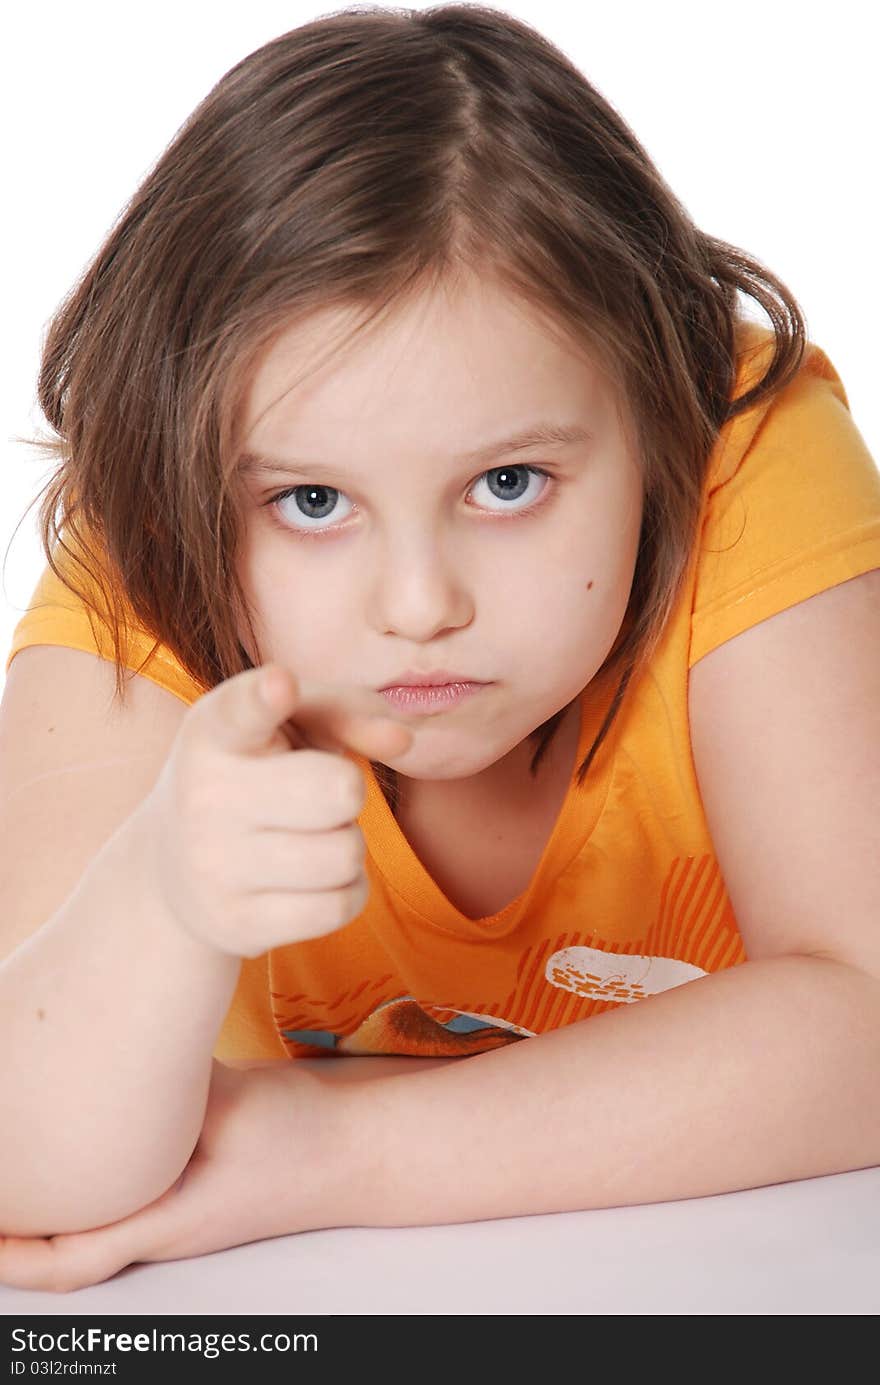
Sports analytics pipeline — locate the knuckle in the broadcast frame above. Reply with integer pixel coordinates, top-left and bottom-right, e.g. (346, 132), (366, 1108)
(338, 876), (367, 925)
(305, 753), (363, 818)
(338, 763), (366, 815)
(339, 831), (365, 882)
(333, 889), (355, 929)
(309, 887), (351, 933)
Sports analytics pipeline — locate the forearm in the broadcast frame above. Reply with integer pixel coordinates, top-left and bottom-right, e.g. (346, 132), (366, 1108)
(337, 955), (880, 1226)
(0, 806), (240, 1236)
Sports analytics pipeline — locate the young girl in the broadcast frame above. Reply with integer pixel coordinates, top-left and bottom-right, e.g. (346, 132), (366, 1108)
(1, 4), (879, 1294)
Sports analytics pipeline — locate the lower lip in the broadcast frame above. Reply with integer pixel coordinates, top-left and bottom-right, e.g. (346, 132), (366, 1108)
(378, 682), (488, 713)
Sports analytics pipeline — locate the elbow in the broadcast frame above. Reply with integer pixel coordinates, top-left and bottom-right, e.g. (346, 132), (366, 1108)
(0, 1139), (197, 1239)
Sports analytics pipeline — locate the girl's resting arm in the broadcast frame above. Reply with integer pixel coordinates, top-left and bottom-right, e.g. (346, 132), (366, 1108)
(331, 953), (880, 1225)
(0, 645), (242, 1239)
(0, 805), (240, 1237)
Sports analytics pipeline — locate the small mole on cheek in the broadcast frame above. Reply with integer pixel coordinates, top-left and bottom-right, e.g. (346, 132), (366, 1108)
(586, 581), (594, 590)
(37, 1008), (45, 1020)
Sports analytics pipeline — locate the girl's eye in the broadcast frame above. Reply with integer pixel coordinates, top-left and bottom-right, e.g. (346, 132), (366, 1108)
(266, 464), (553, 536)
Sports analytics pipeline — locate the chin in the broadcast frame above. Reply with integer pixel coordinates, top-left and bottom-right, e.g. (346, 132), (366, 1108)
(389, 739), (513, 783)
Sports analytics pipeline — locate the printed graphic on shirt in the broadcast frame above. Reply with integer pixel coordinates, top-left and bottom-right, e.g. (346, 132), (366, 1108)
(280, 995), (528, 1057)
(274, 855), (745, 1058)
(546, 945), (706, 1002)
(277, 949), (707, 1057)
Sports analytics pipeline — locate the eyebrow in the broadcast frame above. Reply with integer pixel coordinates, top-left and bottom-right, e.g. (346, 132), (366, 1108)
(238, 421), (593, 479)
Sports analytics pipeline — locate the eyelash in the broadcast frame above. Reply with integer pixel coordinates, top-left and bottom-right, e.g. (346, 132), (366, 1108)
(263, 465), (557, 539)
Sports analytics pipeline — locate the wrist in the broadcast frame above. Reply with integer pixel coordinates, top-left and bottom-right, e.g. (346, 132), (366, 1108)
(264, 1062), (388, 1233)
(303, 1056), (465, 1230)
(118, 800), (238, 974)
(323, 1076), (385, 1229)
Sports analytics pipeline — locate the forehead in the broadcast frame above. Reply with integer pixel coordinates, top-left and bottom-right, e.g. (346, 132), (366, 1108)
(239, 279), (609, 446)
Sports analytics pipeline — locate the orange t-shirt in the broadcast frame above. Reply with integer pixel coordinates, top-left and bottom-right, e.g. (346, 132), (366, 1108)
(6, 324), (880, 1063)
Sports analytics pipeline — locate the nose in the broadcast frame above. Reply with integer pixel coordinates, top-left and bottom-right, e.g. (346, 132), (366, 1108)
(366, 529), (474, 642)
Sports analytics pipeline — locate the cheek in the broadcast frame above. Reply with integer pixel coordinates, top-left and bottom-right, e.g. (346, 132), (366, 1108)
(511, 540), (633, 670)
(249, 583), (353, 681)
(231, 541), (291, 666)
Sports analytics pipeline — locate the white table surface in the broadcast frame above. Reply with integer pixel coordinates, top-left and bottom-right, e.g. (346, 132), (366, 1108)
(2, 1055), (878, 1316)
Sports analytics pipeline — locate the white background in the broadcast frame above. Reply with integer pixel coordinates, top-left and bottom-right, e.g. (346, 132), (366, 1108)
(3, 0), (877, 693)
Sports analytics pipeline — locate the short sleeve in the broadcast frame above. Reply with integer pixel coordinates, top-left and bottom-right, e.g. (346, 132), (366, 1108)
(4, 555), (202, 706)
(689, 342), (880, 668)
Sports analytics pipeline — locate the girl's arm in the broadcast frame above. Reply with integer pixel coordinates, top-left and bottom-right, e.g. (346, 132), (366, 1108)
(335, 953), (880, 1224)
(0, 806), (240, 1238)
(2, 956), (876, 1292)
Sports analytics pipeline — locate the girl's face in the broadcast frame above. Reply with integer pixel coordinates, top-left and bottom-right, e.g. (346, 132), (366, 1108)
(234, 274), (644, 787)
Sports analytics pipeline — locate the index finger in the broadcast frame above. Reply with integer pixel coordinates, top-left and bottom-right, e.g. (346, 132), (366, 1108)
(276, 677), (415, 760)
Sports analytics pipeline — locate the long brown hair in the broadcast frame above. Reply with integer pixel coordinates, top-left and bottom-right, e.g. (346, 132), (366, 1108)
(8, 4), (807, 816)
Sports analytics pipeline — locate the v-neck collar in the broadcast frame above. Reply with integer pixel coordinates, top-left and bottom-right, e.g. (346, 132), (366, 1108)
(356, 674), (621, 940)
